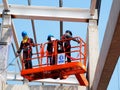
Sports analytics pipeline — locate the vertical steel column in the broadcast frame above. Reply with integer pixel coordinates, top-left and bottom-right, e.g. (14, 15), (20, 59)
(87, 20), (99, 90)
(59, 0), (63, 37)
(95, 0), (101, 23)
(28, 0), (40, 64)
(0, 13), (12, 90)
(90, 0), (97, 16)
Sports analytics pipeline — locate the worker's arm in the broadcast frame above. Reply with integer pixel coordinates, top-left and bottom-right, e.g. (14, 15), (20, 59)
(17, 41), (23, 54)
(30, 38), (35, 47)
(72, 37), (80, 43)
(66, 35), (80, 43)
(16, 41), (23, 57)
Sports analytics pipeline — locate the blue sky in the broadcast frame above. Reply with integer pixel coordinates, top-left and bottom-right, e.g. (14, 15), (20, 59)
(1, 0), (119, 90)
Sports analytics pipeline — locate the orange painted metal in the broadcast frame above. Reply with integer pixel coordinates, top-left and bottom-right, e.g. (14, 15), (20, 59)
(20, 37), (88, 86)
(75, 74), (88, 86)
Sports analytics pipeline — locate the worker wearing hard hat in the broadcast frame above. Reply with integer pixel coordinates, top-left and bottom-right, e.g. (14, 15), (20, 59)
(17, 31), (35, 69)
(61, 30), (72, 62)
(47, 35), (56, 65)
(61, 30), (79, 62)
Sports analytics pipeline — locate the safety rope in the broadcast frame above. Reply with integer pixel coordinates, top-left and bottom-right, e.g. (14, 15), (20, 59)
(0, 56), (18, 74)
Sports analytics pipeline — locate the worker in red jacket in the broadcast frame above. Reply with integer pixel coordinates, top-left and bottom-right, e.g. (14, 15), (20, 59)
(17, 31), (35, 69)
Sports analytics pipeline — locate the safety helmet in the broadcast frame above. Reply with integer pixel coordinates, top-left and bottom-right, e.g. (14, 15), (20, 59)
(21, 31), (27, 37)
(47, 34), (54, 41)
(65, 30), (72, 36)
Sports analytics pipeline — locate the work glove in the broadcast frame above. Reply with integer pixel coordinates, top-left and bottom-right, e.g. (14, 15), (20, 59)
(16, 51), (20, 57)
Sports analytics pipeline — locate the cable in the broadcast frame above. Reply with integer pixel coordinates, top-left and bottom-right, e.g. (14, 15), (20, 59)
(0, 56), (18, 74)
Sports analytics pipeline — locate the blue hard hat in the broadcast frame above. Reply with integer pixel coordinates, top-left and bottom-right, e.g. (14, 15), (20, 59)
(22, 31), (27, 37)
(47, 34), (54, 40)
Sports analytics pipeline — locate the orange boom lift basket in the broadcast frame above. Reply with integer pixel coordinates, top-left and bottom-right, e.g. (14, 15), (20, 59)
(21, 37), (88, 86)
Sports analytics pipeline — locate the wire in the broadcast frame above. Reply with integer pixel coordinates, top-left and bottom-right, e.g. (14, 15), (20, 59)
(0, 56), (18, 74)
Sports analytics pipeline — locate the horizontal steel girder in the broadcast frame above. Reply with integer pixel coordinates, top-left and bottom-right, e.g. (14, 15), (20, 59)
(0, 4), (97, 22)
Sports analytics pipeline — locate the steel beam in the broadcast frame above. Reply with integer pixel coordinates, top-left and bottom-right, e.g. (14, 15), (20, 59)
(11, 22), (19, 51)
(2, 0), (9, 10)
(2, 15), (11, 28)
(87, 20), (99, 89)
(11, 21), (23, 67)
(93, 0), (120, 89)
(90, 0), (97, 15)
(0, 13), (12, 90)
(3, 0), (23, 67)
(0, 4), (97, 22)
(59, 0), (63, 37)
(11, 43), (21, 71)
(27, 0), (40, 64)
(95, 0), (101, 22)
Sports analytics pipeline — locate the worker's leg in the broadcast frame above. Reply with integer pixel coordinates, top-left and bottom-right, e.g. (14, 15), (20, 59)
(49, 56), (52, 65)
(23, 52), (28, 69)
(52, 55), (56, 65)
(28, 53), (32, 69)
(66, 48), (71, 62)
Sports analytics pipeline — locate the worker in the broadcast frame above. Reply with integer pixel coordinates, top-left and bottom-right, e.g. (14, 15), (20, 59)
(47, 34), (56, 65)
(61, 30), (79, 62)
(17, 31), (35, 69)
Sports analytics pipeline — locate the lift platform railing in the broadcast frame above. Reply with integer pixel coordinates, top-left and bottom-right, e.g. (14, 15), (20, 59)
(20, 37), (88, 86)
(21, 37), (86, 70)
